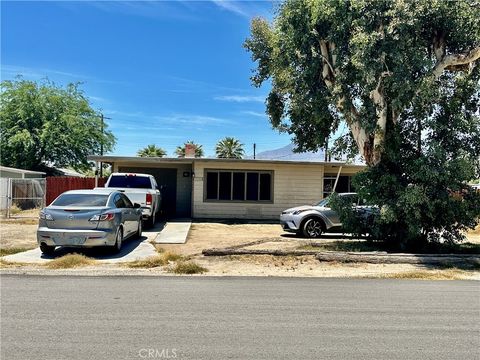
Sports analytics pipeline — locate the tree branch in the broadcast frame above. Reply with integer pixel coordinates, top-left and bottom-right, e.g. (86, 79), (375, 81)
(432, 31), (446, 62)
(318, 39), (372, 164)
(319, 40), (335, 89)
(432, 46), (480, 79)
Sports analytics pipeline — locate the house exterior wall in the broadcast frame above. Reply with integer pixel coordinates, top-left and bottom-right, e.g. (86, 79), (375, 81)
(192, 161), (325, 220)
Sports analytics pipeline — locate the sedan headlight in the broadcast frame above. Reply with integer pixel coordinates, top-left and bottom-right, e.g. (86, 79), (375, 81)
(39, 211), (54, 220)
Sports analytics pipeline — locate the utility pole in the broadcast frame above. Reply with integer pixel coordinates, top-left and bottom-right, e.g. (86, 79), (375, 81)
(253, 143), (256, 159)
(99, 114), (111, 178)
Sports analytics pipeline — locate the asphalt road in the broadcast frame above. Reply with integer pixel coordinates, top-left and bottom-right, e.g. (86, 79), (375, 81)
(1, 276), (479, 360)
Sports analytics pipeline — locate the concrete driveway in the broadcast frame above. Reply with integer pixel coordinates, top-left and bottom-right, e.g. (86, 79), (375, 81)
(2, 223), (165, 264)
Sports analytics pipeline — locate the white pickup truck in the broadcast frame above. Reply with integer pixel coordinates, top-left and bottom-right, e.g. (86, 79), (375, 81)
(99, 173), (162, 227)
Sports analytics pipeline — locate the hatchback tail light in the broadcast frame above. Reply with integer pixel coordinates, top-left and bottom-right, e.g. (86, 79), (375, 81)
(146, 193), (152, 205)
(89, 213), (115, 221)
(39, 211), (54, 220)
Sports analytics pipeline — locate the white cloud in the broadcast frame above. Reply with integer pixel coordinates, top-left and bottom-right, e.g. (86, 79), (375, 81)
(241, 110), (266, 117)
(1, 64), (124, 85)
(211, 0), (249, 17)
(214, 95), (265, 103)
(154, 114), (235, 126)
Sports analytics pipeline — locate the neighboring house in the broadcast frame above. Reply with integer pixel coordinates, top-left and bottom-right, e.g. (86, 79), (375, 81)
(88, 155), (365, 220)
(54, 168), (85, 177)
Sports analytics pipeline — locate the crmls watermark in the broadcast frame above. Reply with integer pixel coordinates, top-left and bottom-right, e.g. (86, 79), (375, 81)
(138, 348), (177, 359)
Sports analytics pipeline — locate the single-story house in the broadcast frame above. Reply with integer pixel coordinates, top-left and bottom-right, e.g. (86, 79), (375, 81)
(88, 156), (366, 220)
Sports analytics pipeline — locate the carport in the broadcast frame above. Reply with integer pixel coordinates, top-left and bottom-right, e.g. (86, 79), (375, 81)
(89, 157), (194, 219)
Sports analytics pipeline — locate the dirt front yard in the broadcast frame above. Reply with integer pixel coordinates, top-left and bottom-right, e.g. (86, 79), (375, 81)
(159, 221), (480, 279)
(0, 217), (38, 252)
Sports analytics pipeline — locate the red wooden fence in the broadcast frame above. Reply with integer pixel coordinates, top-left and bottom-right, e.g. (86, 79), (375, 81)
(46, 177), (107, 205)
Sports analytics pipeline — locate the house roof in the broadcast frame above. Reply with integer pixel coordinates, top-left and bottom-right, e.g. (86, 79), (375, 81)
(87, 155), (366, 168)
(0, 165), (46, 176)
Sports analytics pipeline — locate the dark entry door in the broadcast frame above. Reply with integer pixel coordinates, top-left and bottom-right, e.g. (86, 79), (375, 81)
(118, 167), (177, 218)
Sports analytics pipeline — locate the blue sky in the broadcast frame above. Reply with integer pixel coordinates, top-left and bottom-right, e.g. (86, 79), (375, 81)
(1, 0), (295, 157)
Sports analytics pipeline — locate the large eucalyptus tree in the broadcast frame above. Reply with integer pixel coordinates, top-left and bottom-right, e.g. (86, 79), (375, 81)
(245, 0), (480, 245)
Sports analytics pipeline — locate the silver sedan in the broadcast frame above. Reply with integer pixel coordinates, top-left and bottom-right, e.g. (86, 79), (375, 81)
(37, 189), (142, 255)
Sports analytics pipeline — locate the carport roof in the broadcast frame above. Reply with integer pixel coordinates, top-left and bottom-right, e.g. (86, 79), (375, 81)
(87, 155), (366, 168)
(0, 165), (46, 176)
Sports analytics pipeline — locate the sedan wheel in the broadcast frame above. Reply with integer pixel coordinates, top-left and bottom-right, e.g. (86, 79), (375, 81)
(113, 228), (123, 253)
(302, 218), (323, 238)
(40, 243), (55, 255)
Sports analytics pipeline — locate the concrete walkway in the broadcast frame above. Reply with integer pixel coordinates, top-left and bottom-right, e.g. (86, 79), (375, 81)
(153, 219), (191, 244)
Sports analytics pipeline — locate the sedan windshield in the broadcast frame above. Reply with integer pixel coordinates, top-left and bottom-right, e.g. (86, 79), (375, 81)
(52, 194), (109, 207)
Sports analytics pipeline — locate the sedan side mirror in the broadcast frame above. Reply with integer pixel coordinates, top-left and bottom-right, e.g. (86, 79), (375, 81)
(133, 203), (141, 209)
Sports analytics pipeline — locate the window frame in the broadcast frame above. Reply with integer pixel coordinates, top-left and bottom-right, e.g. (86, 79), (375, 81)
(203, 169), (274, 203)
(323, 175), (353, 199)
(113, 194), (127, 209)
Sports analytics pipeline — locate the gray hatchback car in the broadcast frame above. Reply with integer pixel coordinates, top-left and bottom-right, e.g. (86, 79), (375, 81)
(280, 193), (373, 238)
(37, 189), (142, 255)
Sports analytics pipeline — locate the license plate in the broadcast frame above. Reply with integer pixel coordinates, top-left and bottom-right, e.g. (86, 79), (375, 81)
(69, 236), (85, 245)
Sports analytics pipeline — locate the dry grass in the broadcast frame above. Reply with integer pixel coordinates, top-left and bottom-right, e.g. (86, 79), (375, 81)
(0, 246), (34, 257)
(162, 251), (183, 262)
(9, 205), (22, 215)
(0, 208), (40, 220)
(169, 261), (208, 274)
(0, 259), (27, 268)
(0, 218), (39, 225)
(126, 251), (184, 268)
(370, 269), (471, 280)
(298, 241), (381, 253)
(152, 243), (165, 253)
(298, 239), (480, 254)
(44, 254), (95, 269)
(127, 255), (167, 268)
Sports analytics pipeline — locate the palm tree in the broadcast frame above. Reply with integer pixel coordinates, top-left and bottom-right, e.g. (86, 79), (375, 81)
(215, 137), (245, 159)
(137, 144), (167, 158)
(175, 141), (204, 158)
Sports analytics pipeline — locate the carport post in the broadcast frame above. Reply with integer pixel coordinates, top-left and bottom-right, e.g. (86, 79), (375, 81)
(332, 166), (343, 193)
(95, 161), (99, 188)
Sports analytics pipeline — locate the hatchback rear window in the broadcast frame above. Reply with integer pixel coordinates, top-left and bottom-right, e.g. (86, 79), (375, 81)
(108, 175), (152, 189)
(52, 194), (109, 207)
